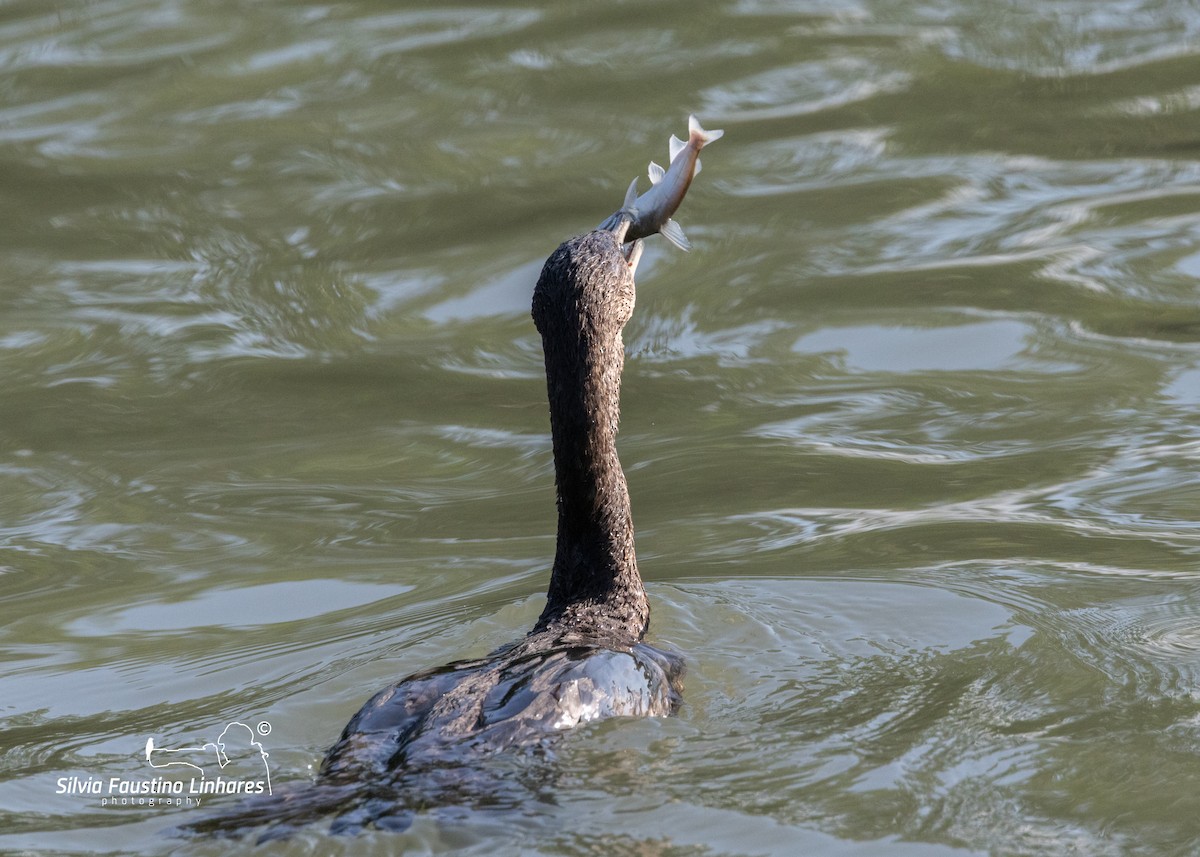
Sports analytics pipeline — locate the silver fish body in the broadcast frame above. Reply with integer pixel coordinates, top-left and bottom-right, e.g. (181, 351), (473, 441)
(599, 115), (723, 251)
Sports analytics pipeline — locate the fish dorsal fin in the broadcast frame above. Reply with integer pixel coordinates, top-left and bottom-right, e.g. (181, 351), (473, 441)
(647, 161), (665, 185)
(622, 176), (639, 209)
(660, 217), (691, 251)
(668, 134), (686, 162)
(694, 158), (702, 177)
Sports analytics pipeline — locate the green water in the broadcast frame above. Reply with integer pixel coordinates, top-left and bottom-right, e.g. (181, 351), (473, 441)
(3, 1), (1200, 854)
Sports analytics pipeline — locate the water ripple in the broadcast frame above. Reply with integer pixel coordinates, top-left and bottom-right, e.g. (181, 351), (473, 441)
(702, 58), (911, 123)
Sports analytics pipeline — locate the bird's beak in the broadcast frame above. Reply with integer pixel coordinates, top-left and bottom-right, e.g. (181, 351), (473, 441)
(624, 239), (643, 276)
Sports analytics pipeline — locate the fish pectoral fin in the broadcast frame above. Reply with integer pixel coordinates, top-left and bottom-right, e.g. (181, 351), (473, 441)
(647, 161), (665, 185)
(668, 134), (686, 162)
(622, 177), (639, 209)
(660, 218), (691, 251)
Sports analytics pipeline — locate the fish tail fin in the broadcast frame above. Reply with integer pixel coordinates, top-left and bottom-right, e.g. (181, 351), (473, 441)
(687, 115), (724, 147)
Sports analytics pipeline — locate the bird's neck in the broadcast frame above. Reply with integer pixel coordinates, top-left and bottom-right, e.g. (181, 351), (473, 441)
(531, 241), (648, 640)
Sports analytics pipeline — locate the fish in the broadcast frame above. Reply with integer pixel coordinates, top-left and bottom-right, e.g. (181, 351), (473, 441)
(598, 114), (723, 251)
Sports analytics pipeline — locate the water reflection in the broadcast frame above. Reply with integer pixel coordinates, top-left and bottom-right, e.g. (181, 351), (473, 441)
(793, 319), (1034, 372)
